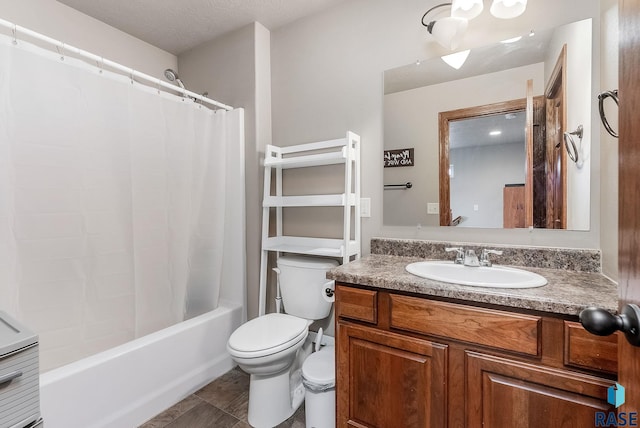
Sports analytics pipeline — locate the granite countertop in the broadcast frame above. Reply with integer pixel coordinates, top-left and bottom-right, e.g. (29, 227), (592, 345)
(327, 254), (618, 316)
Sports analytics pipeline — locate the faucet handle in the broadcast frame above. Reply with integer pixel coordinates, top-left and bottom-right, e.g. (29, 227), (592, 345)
(445, 247), (464, 264)
(480, 249), (503, 267)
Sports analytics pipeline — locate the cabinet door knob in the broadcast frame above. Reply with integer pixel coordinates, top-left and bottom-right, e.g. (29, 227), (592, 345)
(579, 304), (640, 347)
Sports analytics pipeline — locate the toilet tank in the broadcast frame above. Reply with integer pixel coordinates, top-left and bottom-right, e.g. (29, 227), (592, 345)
(277, 256), (339, 320)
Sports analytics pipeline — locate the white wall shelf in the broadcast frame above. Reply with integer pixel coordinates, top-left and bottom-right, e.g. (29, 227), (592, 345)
(263, 193), (356, 207)
(263, 236), (360, 258)
(258, 132), (361, 316)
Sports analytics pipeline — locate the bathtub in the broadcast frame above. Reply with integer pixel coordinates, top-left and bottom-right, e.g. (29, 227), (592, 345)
(39, 303), (243, 428)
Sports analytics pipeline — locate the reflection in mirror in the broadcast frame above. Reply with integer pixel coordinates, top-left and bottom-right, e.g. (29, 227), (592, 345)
(383, 18), (592, 231)
(449, 110), (526, 228)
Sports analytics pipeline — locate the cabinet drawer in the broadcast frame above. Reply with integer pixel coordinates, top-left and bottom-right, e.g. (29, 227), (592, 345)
(390, 295), (541, 356)
(0, 344), (40, 428)
(336, 286), (377, 324)
(564, 321), (618, 374)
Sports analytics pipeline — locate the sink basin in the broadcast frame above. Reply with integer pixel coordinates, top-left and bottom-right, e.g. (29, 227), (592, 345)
(405, 261), (547, 288)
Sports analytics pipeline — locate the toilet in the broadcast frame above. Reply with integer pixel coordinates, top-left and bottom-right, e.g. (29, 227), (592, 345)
(227, 255), (338, 428)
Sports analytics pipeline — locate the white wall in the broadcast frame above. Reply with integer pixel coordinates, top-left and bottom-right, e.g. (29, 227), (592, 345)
(451, 143), (525, 228)
(178, 23), (272, 319)
(600, 0), (619, 281)
(0, 0), (176, 77)
(383, 63), (544, 227)
(545, 19), (593, 231)
(271, 0), (603, 255)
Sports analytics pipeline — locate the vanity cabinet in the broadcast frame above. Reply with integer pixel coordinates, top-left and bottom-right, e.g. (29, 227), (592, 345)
(337, 323), (447, 427)
(335, 284), (618, 428)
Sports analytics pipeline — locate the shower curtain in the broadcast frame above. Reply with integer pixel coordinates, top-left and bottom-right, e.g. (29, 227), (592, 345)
(0, 33), (244, 371)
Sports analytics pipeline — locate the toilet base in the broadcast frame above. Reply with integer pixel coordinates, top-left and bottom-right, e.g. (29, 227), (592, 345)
(248, 368), (305, 428)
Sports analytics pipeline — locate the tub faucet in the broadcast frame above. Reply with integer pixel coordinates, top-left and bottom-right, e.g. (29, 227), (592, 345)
(464, 249), (480, 267)
(445, 247), (464, 264)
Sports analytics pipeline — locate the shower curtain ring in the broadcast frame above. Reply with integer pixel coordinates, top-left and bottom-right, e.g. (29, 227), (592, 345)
(56, 43), (65, 61)
(156, 78), (162, 94)
(130, 69), (135, 84)
(11, 25), (17, 45)
(97, 57), (104, 74)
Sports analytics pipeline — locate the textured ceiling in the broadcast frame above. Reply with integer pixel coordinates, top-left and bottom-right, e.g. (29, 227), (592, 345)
(56, 0), (350, 54)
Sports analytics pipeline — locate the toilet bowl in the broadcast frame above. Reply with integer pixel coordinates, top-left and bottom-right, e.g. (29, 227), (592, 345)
(227, 255), (339, 428)
(227, 313), (310, 375)
(227, 313), (311, 427)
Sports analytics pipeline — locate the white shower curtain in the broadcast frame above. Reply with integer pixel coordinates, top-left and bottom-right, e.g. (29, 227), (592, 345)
(0, 33), (244, 371)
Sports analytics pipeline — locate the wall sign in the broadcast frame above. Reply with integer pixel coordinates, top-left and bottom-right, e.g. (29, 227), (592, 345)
(384, 148), (414, 167)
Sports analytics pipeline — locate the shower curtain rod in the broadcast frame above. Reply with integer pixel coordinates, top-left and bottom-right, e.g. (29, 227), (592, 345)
(0, 18), (233, 111)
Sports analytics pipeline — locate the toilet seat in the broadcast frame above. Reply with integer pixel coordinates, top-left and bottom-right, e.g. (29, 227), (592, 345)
(227, 313), (309, 359)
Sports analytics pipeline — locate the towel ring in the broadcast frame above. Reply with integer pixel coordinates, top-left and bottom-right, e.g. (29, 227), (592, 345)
(563, 125), (582, 163)
(598, 90), (618, 138)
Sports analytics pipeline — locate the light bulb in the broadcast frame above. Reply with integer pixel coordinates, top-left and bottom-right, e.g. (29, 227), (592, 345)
(490, 0), (527, 19)
(451, 0), (483, 20)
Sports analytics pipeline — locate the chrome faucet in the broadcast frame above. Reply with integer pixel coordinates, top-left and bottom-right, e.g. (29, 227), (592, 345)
(464, 249), (480, 267)
(479, 249), (503, 267)
(445, 247), (464, 264)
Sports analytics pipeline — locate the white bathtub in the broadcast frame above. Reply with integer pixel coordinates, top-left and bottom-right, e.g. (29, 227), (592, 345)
(39, 303), (243, 428)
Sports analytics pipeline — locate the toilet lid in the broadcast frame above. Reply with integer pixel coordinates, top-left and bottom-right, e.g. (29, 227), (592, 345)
(228, 313), (309, 357)
(302, 346), (335, 385)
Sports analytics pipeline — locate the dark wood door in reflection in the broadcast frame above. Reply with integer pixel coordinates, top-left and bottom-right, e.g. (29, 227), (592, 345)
(545, 45), (567, 229)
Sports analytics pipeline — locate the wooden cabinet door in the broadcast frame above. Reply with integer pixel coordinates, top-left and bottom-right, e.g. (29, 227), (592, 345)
(337, 322), (447, 428)
(466, 351), (615, 428)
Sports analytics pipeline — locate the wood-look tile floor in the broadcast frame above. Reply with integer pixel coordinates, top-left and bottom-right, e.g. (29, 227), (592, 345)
(138, 367), (306, 428)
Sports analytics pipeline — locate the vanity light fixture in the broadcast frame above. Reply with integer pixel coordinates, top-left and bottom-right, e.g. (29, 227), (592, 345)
(489, 130), (502, 136)
(441, 49), (471, 69)
(421, 3), (468, 50)
(422, 1), (528, 51)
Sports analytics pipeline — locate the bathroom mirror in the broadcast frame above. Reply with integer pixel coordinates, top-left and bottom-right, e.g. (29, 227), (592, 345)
(383, 18), (592, 230)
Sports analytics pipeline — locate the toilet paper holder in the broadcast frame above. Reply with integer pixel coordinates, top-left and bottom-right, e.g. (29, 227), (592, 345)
(324, 280), (335, 300)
